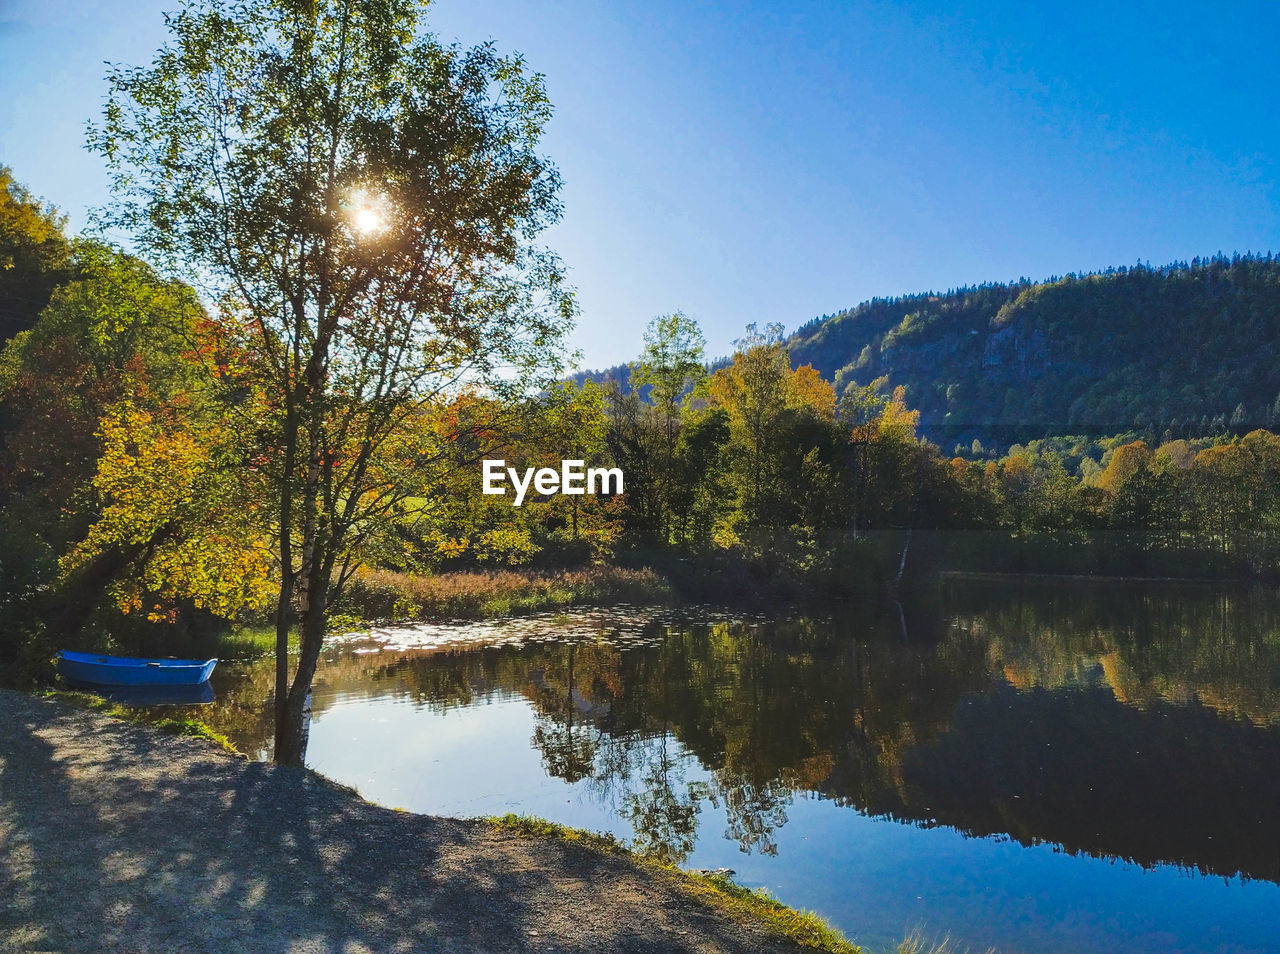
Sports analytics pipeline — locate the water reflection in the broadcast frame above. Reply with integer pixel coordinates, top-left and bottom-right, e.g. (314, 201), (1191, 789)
(84, 681), (216, 707)
(191, 583), (1280, 891)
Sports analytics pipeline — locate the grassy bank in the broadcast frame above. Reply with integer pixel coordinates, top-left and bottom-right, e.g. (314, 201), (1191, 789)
(343, 565), (675, 620)
(40, 689), (240, 755)
(487, 814), (861, 954)
(340, 542), (890, 625)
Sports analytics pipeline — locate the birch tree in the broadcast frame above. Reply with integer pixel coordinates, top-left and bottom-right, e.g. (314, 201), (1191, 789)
(91, 0), (574, 763)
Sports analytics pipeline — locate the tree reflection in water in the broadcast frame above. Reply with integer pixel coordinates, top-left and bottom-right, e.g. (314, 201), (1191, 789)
(530, 645), (599, 784)
(187, 581), (1280, 880)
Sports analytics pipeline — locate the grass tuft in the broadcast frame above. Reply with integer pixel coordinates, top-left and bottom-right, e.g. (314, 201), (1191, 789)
(897, 929), (997, 954)
(679, 872), (862, 953)
(210, 627), (285, 660)
(149, 716), (238, 753)
(487, 813), (629, 855)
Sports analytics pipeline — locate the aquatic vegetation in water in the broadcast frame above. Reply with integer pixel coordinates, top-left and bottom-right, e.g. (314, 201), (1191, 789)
(896, 929), (996, 954)
(327, 603), (769, 654)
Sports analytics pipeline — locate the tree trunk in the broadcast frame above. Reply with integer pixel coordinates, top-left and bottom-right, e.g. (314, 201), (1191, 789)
(271, 581), (293, 759)
(271, 400), (298, 761)
(274, 585), (328, 767)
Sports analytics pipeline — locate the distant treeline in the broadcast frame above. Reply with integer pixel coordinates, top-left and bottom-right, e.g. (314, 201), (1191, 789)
(515, 315), (1280, 591)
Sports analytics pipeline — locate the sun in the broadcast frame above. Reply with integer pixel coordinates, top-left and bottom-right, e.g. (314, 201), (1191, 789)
(354, 205), (384, 234)
(346, 187), (391, 237)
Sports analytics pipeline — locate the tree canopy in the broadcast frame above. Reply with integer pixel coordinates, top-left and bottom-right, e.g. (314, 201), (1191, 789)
(0, 166), (70, 343)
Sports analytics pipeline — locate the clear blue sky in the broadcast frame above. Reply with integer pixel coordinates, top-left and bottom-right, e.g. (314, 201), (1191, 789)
(2, 0), (1277, 368)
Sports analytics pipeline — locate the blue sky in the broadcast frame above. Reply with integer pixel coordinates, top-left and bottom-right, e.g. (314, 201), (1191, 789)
(1, 0), (1277, 368)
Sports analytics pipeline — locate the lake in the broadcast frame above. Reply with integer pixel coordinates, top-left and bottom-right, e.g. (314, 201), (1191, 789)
(181, 580), (1280, 953)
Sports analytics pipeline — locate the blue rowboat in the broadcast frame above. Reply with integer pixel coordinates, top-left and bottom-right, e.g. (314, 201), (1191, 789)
(56, 650), (217, 688)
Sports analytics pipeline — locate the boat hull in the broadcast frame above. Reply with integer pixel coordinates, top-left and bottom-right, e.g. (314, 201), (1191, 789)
(56, 651), (217, 688)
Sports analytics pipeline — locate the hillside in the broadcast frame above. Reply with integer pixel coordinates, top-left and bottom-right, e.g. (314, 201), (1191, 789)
(571, 256), (1280, 451)
(787, 254), (1280, 448)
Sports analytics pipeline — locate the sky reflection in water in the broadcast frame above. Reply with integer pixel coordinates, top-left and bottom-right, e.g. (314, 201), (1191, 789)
(197, 582), (1280, 953)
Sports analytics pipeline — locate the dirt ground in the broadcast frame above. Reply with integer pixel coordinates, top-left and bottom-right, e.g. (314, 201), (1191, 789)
(0, 690), (818, 953)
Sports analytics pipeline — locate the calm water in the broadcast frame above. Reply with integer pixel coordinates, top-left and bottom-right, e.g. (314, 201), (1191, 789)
(180, 582), (1280, 953)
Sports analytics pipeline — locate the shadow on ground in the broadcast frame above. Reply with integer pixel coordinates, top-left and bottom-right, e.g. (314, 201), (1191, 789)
(0, 690), (801, 953)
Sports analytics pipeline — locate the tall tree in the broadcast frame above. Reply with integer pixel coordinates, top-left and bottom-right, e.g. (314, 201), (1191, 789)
(707, 324), (844, 542)
(92, 0), (574, 764)
(529, 381), (616, 547)
(632, 311), (706, 448)
(624, 312), (709, 544)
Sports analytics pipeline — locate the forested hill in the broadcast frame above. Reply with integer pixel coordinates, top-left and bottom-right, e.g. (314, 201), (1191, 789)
(570, 355), (731, 397)
(569, 255), (1280, 449)
(788, 254), (1280, 448)
(570, 362), (633, 393)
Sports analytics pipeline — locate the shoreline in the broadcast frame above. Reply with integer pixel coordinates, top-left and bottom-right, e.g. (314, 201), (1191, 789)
(937, 569), (1247, 585)
(0, 689), (857, 954)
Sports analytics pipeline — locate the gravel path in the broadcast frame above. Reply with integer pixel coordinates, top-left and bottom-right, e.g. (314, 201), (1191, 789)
(0, 690), (816, 954)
